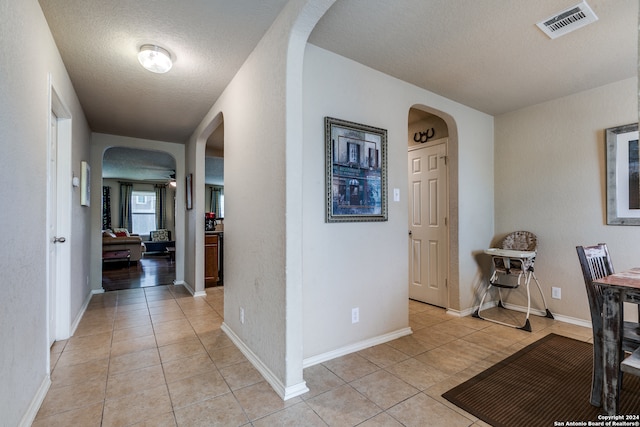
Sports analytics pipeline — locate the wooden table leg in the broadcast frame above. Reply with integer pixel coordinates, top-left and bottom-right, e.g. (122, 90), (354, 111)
(601, 287), (623, 415)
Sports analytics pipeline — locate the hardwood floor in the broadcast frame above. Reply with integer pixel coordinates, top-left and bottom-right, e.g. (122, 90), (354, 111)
(102, 253), (176, 292)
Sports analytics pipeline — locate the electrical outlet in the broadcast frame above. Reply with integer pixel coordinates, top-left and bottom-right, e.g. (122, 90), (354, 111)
(352, 307), (359, 324)
(240, 307), (245, 324)
(552, 287), (561, 299)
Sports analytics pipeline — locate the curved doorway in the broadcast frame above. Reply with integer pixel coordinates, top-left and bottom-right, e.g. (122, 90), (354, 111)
(101, 147), (177, 291)
(408, 108), (449, 307)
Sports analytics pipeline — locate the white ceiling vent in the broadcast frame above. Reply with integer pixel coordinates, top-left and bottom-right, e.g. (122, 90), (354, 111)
(536, 1), (598, 39)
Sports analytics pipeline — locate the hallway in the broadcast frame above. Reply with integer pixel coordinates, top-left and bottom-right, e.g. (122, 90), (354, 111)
(36, 286), (591, 426)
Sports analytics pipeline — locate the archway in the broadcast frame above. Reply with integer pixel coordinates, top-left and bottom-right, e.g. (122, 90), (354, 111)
(100, 147), (177, 291)
(89, 133), (186, 296)
(407, 105), (459, 311)
(190, 112), (224, 296)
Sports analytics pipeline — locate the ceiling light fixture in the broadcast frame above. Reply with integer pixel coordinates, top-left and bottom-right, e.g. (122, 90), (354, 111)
(137, 44), (172, 73)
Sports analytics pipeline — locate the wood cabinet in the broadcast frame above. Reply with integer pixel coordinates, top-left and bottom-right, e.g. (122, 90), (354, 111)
(204, 234), (219, 287)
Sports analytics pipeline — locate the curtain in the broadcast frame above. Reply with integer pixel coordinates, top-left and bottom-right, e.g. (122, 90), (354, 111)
(155, 184), (167, 230)
(119, 182), (133, 231)
(102, 186), (111, 230)
(210, 186), (223, 217)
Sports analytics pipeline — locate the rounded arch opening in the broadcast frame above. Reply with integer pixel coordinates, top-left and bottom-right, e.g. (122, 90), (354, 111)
(189, 111), (225, 295)
(407, 105), (460, 311)
(99, 146), (178, 291)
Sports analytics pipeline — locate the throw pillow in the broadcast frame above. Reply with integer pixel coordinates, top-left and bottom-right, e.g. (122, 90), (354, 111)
(151, 229), (169, 242)
(113, 228), (130, 237)
(102, 230), (116, 238)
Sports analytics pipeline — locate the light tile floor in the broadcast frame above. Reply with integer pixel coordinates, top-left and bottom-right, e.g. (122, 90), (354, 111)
(34, 285), (592, 426)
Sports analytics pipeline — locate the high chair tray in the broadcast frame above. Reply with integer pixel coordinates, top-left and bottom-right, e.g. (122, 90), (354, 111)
(484, 248), (536, 258)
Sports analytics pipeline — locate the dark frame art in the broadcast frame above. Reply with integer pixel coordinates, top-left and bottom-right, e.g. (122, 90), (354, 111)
(325, 117), (388, 223)
(606, 123), (640, 225)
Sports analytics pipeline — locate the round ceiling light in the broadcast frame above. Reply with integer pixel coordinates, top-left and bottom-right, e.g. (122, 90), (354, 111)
(137, 44), (172, 74)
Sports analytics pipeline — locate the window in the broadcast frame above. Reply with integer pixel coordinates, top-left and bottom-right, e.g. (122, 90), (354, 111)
(131, 191), (156, 237)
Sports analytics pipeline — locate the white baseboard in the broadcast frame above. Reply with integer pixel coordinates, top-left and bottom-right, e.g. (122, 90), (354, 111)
(221, 323), (309, 400)
(550, 313), (592, 329)
(175, 280), (206, 297)
(302, 327), (413, 369)
(19, 375), (51, 427)
(476, 300), (592, 329)
(445, 308), (463, 317)
(179, 280), (195, 295)
(69, 290), (94, 337)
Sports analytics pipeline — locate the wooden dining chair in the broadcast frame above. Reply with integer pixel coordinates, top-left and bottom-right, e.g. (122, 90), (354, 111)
(576, 243), (640, 406)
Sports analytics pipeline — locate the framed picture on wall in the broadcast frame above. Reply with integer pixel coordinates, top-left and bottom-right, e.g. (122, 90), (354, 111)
(606, 123), (640, 225)
(325, 117), (387, 223)
(80, 160), (90, 207)
(186, 173), (193, 210)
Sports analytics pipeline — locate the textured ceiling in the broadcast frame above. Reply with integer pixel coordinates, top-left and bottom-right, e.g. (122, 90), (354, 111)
(309, 0), (638, 116)
(38, 0), (289, 143)
(39, 0), (638, 183)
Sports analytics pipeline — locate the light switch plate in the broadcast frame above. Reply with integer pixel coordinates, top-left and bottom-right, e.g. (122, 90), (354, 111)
(393, 188), (400, 202)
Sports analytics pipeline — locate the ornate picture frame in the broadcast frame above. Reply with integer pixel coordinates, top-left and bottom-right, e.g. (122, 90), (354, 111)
(325, 117), (387, 223)
(606, 123), (640, 225)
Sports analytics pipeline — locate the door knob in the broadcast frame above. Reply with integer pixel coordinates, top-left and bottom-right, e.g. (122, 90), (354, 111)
(408, 230), (413, 236)
(53, 236), (66, 243)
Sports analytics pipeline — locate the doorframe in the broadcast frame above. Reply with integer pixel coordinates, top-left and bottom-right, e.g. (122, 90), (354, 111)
(48, 78), (72, 347)
(407, 138), (450, 308)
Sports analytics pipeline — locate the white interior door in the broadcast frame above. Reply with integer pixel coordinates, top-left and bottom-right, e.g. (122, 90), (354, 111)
(49, 84), (72, 343)
(408, 140), (448, 307)
(48, 112), (58, 347)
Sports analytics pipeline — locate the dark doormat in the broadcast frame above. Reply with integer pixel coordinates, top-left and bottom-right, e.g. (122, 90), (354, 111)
(442, 333), (640, 427)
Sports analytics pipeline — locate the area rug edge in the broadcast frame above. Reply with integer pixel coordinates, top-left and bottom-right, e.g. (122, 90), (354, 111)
(441, 332), (564, 427)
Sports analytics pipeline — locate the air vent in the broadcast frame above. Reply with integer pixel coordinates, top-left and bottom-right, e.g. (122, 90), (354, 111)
(536, 1), (598, 39)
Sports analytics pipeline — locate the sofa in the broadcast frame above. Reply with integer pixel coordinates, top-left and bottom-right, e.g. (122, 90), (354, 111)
(143, 229), (174, 253)
(102, 229), (144, 262)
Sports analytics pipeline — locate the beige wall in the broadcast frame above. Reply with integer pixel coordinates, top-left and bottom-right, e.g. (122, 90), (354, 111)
(0, 1), (92, 424)
(302, 44), (495, 359)
(495, 77), (639, 322)
(188, 0), (337, 399)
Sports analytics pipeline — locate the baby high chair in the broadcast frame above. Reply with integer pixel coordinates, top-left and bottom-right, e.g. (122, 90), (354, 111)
(473, 231), (554, 332)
